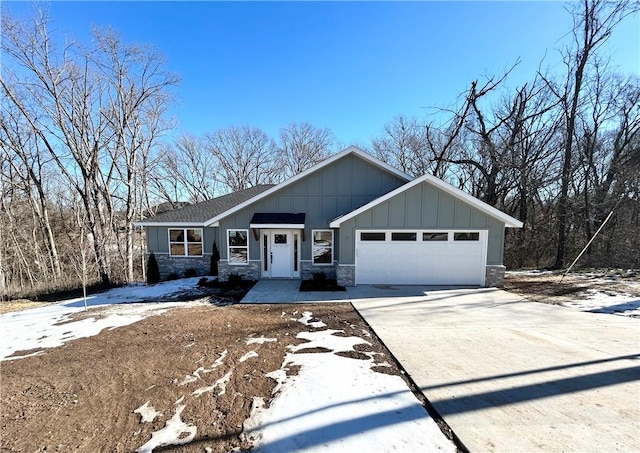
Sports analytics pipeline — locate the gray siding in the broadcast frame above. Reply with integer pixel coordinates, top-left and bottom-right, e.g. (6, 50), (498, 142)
(338, 181), (506, 265)
(219, 154), (407, 261)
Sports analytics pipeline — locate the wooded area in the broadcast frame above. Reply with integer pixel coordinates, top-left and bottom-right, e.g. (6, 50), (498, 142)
(1, 1), (638, 299)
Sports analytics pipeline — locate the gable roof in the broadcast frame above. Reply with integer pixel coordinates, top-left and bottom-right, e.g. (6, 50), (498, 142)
(203, 146), (413, 227)
(135, 185), (274, 226)
(329, 174), (523, 228)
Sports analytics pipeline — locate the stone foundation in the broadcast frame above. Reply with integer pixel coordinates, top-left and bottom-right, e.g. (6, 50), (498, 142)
(218, 260), (261, 281)
(153, 254), (211, 280)
(301, 261), (337, 280)
(485, 265), (506, 287)
(337, 265), (356, 287)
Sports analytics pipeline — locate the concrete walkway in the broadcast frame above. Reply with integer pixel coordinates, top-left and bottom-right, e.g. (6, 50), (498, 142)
(349, 286), (640, 453)
(241, 279), (350, 303)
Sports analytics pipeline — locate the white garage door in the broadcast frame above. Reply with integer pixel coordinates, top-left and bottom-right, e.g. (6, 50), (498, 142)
(355, 230), (487, 285)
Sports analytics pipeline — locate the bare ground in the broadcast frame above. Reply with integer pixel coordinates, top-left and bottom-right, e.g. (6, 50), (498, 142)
(1, 301), (452, 452)
(504, 269), (640, 305)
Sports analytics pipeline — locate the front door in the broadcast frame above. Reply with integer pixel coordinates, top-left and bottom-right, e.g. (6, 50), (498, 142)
(262, 230), (299, 278)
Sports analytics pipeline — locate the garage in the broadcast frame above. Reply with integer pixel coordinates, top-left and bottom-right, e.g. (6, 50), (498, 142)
(355, 230), (487, 285)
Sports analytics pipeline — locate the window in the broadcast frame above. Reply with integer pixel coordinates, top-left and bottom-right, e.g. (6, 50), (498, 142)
(423, 232), (448, 241)
(360, 232), (386, 241)
(274, 234), (287, 244)
(312, 230), (333, 265)
(454, 232), (480, 241)
(169, 228), (202, 256)
(391, 232), (417, 241)
(228, 229), (248, 264)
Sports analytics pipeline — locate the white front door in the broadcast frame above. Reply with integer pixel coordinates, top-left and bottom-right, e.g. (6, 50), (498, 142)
(262, 230), (299, 278)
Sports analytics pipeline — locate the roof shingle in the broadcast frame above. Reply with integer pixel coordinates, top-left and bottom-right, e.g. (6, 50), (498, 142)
(139, 185), (274, 224)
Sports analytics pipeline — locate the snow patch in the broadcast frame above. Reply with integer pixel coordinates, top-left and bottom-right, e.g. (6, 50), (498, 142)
(297, 311), (327, 328)
(289, 329), (369, 354)
(179, 350), (228, 385)
(1, 278), (207, 361)
(247, 336), (277, 345)
(134, 401), (162, 423)
(192, 371), (233, 397)
(135, 404), (196, 453)
(240, 351), (259, 362)
(563, 289), (640, 317)
(244, 325), (456, 452)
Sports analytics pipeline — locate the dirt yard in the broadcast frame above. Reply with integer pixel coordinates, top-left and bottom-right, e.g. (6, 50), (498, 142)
(1, 301), (432, 453)
(504, 269), (640, 304)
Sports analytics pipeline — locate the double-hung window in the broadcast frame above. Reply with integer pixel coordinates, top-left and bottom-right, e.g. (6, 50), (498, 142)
(228, 229), (249, 264)
(169, 228), (203, 256)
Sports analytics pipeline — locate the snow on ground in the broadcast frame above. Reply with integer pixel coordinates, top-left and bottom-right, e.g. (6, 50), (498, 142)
(562, 288), (640, 317)
(507, 270), (640, 317)
(0, 278), (206, 361)
(2, 279), (457, 452)
(242, 313), (456, 452)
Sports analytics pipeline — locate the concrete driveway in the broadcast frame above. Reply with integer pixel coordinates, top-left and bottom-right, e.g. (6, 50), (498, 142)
(348, 286), (640, 453)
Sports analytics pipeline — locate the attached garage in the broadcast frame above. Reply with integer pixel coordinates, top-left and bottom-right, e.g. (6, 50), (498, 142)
(355, 230), (487, 285)
(331, 173), (523, 287)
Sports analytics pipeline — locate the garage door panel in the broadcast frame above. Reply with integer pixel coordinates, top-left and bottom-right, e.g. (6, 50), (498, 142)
(356, 231), (486, 285)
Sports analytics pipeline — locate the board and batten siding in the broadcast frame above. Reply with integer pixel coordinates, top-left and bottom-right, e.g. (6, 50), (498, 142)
(338, 181), (505, 265)
(218, 154), (408, 261)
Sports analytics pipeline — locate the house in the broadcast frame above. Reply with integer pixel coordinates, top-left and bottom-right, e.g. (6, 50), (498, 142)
(136, 146), (522, 287)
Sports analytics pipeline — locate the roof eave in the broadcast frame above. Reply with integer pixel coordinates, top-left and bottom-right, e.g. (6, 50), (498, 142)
(134, 221), (206, 227)
(329, 174), (523, 228)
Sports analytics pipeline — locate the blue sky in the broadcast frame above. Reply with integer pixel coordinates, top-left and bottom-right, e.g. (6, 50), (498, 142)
(4, 1), (639, 147)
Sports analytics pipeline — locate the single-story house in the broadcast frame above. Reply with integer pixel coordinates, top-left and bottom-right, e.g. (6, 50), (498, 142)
(136, 146), (522, 287)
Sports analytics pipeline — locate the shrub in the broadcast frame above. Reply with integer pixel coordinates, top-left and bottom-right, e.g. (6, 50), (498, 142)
(146, 253), (160, 284)
(228, 273), (243, 285)
(210, 242), (220, 276)
(166, 272), (179, 281)
(311, 271), (327, 282)
(184, 267), (197, 278)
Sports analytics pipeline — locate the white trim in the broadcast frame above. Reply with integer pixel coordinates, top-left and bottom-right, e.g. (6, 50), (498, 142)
(330, 174), (523, 228)
(227, 229), (249, 266)
(203, 146), (413, 227)
(168, 227), (204, 257)
(311, 229), (334, 266)
(250, 223), (305, 229)
(261, 229), (299, 278)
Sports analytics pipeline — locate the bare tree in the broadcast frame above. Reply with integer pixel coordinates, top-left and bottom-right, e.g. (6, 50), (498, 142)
(372, 115), (430, 177)
(542, 0), (638, 268)
(93, 28), (179, 282)
(0, 97), (63, 281)
(1, 9), (177, 287)
(205, 125), (278, 192)
(155, 134), (218, 203)
(276, 122), (335, 178)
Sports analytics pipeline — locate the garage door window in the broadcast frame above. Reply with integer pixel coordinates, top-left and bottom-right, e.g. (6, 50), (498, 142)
(391, 232), (416, 241)
(454, 232), (480, 241)
(361, 232), (386, 241)
(423, 232), (448, 241)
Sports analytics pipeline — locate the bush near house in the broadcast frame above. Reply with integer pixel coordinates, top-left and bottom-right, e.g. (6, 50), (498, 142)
(146, 253), (160, 284)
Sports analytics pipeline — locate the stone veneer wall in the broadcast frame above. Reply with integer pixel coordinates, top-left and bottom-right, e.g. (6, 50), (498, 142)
(218, 260), (261, 281)
(153, 254), (211, 280)
(485, 265), (506, 287)
(337, 265), (356, 287)
(301, 261), (337, 280)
